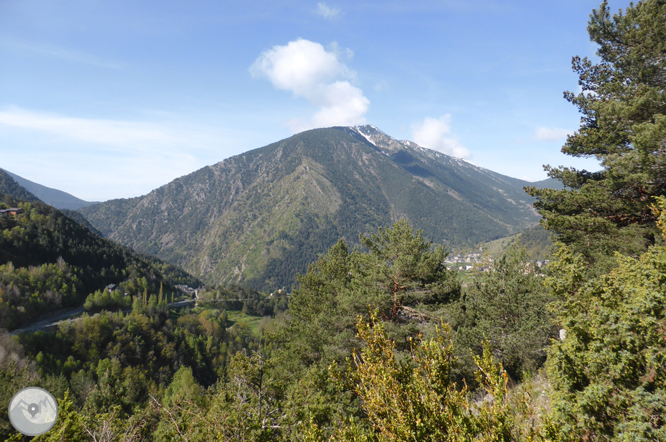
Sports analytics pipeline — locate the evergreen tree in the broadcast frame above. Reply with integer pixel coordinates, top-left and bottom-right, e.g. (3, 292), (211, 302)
(526, 0), (666, 274)
(277, 220), (460, 372)
(454, 243), (554, 384)
(355, 220), (460, 319)
(31, 391), (87, 442)
(543, 196), (666, 441)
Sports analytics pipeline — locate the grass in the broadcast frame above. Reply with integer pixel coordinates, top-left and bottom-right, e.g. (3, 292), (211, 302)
(168, 304), (267, 336)
(225, 310), (265, 335)
(481, 234), (519, 257)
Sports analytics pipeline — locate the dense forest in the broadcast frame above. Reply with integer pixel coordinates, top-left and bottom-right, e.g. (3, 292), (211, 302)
(0, 174), (201, 330)
(2, 0), (665, 440)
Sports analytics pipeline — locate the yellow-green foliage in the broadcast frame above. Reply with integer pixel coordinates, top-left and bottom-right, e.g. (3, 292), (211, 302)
(329, 311), (532, 441)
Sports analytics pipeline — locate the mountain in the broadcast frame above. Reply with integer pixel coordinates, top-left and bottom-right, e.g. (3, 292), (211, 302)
(461, 223), (554, 262)
(0, 169), (42, 204)
(78, 125), (546, 291)
(516, 224), (554, 260)
(530, 177), (565, 190)
(0, 169), (102, 236)
(0, 168), (97, 210)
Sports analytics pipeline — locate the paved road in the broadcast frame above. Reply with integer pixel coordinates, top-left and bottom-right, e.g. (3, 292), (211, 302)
(10, 306), (86, 336)
(10, 299), (196, 336)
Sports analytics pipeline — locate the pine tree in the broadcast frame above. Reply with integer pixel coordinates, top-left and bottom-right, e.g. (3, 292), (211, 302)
(454, 242), (554, 383)
(277, 220), (460, 371)
(526, 0), (666, 274)
(32, 391), (87, 442)
(356, 219), (460, 319)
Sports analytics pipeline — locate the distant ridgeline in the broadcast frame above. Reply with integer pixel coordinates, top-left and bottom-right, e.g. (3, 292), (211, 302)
(0, 169), (41, 205)
(0, 168), (96, 210)
(469, 224), (555, 262)
(0, 170), (200, 331)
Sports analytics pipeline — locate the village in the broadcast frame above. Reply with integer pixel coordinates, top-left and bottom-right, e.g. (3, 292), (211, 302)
(445, 248), (550, 273)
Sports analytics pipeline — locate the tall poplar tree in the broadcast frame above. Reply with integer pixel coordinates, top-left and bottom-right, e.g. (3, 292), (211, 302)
(526, 0), (666, 274)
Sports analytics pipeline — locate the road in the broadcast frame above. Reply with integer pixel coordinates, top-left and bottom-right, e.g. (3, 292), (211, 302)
(10, 299), (196, 336)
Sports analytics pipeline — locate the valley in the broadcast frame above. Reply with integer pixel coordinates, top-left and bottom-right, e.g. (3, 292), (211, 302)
(2, 0), (664, 439)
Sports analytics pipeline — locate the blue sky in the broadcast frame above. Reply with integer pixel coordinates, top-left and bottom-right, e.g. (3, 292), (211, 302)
(0, 0), (620, 201)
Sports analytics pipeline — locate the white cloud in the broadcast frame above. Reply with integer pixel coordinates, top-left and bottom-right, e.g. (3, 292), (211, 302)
(314, 3), (340, 19)
(0, 107), (171, 148)
(575, 84), (598, 97)
(410, 115), (471, 159)
(374, 80), (390, 91)
(250, 39), (369, 132)
(0, 107), (244, 200)
(534, 126), (572, 142)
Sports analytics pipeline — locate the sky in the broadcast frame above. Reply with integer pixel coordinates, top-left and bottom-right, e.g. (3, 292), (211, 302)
(0, 0), (624, 202)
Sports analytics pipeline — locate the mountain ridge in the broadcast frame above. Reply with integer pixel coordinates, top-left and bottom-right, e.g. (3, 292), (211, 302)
(0, 169), (97, 210)
(78, 125), (557, 291)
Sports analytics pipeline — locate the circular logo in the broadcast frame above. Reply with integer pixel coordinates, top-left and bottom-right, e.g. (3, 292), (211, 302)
(8, 387), (58, 436)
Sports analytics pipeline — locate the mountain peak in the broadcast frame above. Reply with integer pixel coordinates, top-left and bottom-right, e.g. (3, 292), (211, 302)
(350, 124), (384, 138)
(342, 126), (490, 172)
(337, 125), (410, 155)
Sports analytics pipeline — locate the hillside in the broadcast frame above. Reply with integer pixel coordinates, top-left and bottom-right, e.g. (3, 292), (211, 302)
(0, 169), (41, 204)
(0, 173), (200, 331)
(530, 177), (565, 191)
(79, 125), (546, 291)
(462, 224), (554, 262)
(0, 169), (97, 210)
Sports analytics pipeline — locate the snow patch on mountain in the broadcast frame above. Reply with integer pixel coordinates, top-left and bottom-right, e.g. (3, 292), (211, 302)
(353, 126), (377, 147)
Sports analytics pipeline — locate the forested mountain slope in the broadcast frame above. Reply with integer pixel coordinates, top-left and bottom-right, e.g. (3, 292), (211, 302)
(0, 173), (199, 330)
(0, 169), (41, 204)
(79, 125), (544, 291)
(2, 1), (663, 440)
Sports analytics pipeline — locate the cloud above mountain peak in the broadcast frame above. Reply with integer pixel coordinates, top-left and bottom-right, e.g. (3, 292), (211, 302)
(410, 115), (471, 159)
(250, 39), (369, 133)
